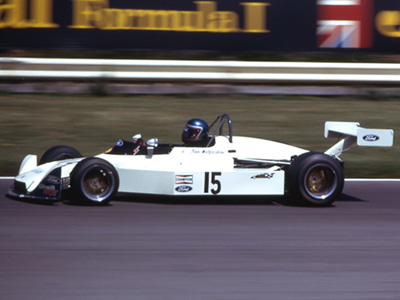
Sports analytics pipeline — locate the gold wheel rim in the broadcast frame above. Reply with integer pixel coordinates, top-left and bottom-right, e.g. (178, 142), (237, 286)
(304, 165), (337, 200)
(81, 167), (114, 202)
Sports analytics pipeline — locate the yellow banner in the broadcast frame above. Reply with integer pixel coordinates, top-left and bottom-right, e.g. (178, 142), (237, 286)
(0, 0), (270, 33)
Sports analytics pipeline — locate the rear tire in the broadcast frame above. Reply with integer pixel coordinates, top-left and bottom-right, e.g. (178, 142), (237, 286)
(70, 157), (119, 205)
(287, 152), (344, 207)
(39, 145), (82, 164)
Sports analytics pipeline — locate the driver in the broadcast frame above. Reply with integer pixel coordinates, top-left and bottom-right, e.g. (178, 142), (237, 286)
(182, 118), (209, 146)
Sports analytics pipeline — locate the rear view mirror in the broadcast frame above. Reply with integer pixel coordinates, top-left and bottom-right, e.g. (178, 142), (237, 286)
(146, 138), (158, 158)
(146, 138), (158, 148)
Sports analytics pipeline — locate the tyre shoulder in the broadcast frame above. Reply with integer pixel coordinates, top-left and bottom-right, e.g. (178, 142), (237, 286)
(39, 145), (82, 164)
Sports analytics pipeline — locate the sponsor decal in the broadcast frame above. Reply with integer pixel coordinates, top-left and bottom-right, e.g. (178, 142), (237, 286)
(133, 146), (141, 155)
(175, 185), (193, 193)
(175, 175), (193, 185)
(363, 134), (380, 142)
(190, 149), (224, 155)
(251, 172), (275, 179)
(61, 177), (70, 189)
(32, 168), (62, 200)
(46, 175), (61, 185)
(38, 184), (56, 190)
(38, 183), (59, 197)
(43, 189), (59, 197)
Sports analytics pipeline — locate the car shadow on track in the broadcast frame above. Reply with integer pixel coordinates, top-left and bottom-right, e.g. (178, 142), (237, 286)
(336, 193), (366, 202)
(6, 192), (365, 207)
(115, 194), (280, 206)
(114, 192), (365, 207)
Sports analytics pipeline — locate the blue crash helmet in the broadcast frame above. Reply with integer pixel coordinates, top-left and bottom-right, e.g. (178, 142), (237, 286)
(182, 118), (209, 144)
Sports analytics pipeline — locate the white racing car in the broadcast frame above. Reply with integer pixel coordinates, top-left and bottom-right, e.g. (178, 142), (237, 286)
(7, 114), (394, 207)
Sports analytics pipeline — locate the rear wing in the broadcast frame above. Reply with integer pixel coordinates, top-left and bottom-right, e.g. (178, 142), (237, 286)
(324, 121), (394, 157)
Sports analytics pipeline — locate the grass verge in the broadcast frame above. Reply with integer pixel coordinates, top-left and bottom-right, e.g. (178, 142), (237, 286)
(0, 94), (398, 178)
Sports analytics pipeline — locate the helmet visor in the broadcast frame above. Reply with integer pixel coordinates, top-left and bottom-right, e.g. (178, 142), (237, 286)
(182, 124), (204, 141)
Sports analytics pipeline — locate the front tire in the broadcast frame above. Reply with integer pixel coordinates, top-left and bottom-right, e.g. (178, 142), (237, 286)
(39, 145), (82, 164)
(70, 157), (119, 205)
(287, 152), (344, 207)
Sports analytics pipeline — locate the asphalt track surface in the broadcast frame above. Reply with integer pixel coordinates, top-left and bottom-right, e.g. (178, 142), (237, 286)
(1, 179), (399, 300)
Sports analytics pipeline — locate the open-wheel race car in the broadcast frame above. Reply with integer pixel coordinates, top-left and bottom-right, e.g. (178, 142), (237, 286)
(7, 114), (394, 207)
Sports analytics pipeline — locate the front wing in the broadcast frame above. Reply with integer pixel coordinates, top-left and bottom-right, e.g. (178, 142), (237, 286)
(7, 168), (63, 201)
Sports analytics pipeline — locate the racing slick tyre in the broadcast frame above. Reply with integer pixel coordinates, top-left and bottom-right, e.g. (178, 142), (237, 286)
(287, 152), (344, 207)
(39, 145), (82, 165)
(70, 157), (119, 205)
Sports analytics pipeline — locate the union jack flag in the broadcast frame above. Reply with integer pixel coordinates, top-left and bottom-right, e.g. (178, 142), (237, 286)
(317, 0), (373, 48)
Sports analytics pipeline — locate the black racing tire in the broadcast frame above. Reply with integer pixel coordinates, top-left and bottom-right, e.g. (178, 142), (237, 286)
(39, 145), (82, 165)
(287, 152), (344, 207)
(70, 157), (119, 205)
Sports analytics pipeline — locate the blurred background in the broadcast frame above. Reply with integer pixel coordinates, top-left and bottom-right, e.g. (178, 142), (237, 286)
(0, 0), (399, 177)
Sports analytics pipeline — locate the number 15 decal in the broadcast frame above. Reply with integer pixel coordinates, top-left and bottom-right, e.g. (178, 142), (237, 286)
(204, 172), (222, 194)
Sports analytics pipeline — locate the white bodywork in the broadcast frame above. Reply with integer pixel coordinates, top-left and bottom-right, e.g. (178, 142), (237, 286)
(99, 136), (307, 196)
(10, 121), (394, 200)
(14, 136), (307, 197)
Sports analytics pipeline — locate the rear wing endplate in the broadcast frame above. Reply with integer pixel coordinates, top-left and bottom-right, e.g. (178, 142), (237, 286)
(324, 121), (394, 156)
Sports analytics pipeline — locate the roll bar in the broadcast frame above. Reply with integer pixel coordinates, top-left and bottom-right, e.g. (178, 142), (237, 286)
(206, 114), (233, 147)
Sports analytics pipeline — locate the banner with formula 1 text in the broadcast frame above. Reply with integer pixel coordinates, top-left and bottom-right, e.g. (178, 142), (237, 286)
(0, 0), (316, 52)
(1, 0), (400, 53)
